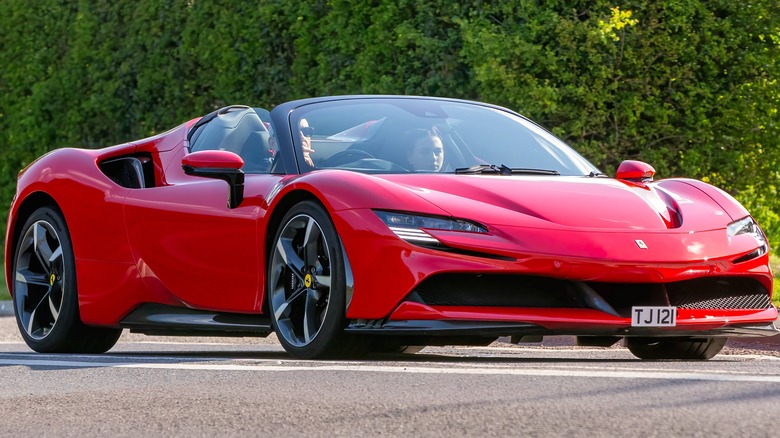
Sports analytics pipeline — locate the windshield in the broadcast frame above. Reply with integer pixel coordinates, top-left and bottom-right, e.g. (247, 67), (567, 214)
(290, 98), (600, 176)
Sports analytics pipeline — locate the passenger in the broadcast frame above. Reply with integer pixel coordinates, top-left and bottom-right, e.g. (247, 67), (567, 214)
(405, 129), (444, 172)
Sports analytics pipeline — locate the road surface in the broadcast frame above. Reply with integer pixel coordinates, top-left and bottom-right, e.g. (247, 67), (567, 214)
(1, 315), (779, 437)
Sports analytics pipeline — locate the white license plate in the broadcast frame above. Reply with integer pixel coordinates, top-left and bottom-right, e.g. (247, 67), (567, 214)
(631, 306), (677, 327)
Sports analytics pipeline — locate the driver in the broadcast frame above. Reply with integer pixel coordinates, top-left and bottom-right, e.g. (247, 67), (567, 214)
(300, 118), (315, 167)
(406, 129), (444, 172)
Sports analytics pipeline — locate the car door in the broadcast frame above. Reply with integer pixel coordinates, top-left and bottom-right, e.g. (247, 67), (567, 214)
(122, 107), (281, 313)
(123, 178), (265, 313)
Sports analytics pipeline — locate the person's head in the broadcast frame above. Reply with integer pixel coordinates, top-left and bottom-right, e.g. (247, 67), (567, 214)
(406, 130), (444, 171)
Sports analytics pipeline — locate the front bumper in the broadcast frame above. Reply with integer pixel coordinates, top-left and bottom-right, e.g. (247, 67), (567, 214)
(347, 305), (779, 339)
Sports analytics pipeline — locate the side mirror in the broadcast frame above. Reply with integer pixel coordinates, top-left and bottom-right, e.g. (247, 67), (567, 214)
(182, 150), (245, 208)
(616, 160), (655, 182)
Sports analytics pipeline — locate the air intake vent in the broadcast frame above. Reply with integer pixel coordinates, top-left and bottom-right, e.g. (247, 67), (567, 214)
(666, 277), (772, 310)
(406, 274), (771, 315)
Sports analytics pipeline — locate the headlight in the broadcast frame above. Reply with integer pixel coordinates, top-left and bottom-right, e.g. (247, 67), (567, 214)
(727, 216), (768, 261)
(374, 210), (488, 246)
(727, 216), (765, 240)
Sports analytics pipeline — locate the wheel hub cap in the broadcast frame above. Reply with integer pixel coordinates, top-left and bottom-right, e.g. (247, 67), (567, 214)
(14, 219), (65, 340)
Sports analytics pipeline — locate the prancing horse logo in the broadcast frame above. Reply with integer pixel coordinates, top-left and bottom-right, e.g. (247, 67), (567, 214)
(635, 239), (648, 249)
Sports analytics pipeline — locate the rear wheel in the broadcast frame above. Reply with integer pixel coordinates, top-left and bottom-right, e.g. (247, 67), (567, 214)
(625, 337), (727, 360)
(267, 201), (364, 359)
(13, 206), (122, 353)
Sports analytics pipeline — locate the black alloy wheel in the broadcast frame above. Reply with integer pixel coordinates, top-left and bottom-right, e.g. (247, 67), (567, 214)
(267, 201), (363, 359)
(13, 206), (122, 353)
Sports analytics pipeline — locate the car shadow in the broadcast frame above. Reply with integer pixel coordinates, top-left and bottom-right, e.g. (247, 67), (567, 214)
(99, 349), (647, 364)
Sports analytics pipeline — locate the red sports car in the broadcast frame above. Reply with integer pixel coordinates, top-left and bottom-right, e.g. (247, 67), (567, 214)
(5, 96), (777, 359)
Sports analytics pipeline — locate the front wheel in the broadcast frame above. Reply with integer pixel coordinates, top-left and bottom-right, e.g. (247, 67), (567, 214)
(267, 200), (364, 359)
(13, 206), (122, 353)
(625, 337), (727, 360)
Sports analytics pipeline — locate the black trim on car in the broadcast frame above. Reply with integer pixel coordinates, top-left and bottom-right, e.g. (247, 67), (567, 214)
(346, 319), (779, 339)
(120, 303), (272, 337)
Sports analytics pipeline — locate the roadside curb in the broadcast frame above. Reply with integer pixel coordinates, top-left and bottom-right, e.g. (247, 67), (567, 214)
(0, 300), (12, 317)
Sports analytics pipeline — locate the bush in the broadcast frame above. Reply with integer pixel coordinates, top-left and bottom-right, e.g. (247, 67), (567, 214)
(1, 0), (778, 242)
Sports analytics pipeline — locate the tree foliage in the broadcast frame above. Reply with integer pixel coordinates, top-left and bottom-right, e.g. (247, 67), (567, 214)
(1, 0), (779, 242)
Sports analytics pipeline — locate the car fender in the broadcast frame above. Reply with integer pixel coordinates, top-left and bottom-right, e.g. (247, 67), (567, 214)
(274, 169), (451, 215)
(5, 147), (142, 321)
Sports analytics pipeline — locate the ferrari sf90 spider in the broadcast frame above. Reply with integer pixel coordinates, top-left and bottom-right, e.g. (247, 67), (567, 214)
(5, 96), (777, 359)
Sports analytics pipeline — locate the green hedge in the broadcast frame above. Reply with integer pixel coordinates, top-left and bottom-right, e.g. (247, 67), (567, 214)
(1, 0), (779, 242)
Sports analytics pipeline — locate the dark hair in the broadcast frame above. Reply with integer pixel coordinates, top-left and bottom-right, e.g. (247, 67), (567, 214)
(404, 129), (437, 151)
(403, 128), (444, 171)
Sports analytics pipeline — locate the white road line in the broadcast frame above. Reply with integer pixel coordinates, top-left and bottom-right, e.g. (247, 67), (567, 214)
(1, 358), (780, 383)
(0, 352), (271, 363)
(4, 352), (771, 375)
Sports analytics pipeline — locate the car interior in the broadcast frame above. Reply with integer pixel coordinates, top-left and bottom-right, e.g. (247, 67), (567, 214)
(189, 106), (275, 173)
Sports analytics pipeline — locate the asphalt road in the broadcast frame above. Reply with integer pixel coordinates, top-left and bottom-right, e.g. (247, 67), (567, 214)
(1, 315), (780, 437)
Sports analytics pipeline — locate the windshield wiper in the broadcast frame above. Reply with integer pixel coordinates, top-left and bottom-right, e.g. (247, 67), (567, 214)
(587, 171), (609, 178)
(455, 164), (560, 176)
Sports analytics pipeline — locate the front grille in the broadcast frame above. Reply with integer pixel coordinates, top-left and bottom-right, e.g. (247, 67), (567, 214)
(408, 274), (772, 316)
(666, 277), (772, 309)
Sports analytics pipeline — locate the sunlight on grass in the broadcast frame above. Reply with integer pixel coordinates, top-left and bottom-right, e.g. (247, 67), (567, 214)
(770, 253), (780, 307)
(0, 260), (8, 301)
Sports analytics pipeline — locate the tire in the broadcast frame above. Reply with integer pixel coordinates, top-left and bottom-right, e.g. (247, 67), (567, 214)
(625, 337), (727, 360)
(267, 200), (365, 359)
(12, 206), (122, 353)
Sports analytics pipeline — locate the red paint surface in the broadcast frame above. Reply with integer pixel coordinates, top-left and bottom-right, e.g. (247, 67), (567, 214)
(4, 104), (776, 335)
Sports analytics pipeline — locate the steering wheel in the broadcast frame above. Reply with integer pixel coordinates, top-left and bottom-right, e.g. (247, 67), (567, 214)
(322, 149), (374, 167)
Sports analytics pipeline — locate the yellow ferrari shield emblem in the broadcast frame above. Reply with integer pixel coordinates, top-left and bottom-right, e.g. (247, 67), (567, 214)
(304, 274), (313, 288)
(49, 274), (56, 285)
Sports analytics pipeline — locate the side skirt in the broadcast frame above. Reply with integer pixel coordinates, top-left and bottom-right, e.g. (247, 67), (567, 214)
(120, 303), (273, 337)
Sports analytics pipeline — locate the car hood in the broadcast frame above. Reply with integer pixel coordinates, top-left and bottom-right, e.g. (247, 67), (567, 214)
(375, 174), (729, 231)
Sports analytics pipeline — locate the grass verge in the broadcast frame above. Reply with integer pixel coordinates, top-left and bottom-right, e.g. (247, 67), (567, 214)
(770, 254), (780, 307)
(0, 260), (8, 301)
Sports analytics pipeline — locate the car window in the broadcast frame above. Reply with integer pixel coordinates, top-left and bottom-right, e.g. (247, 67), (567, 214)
(289, 99), (599, 175)
(189, 106), (278, 174)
